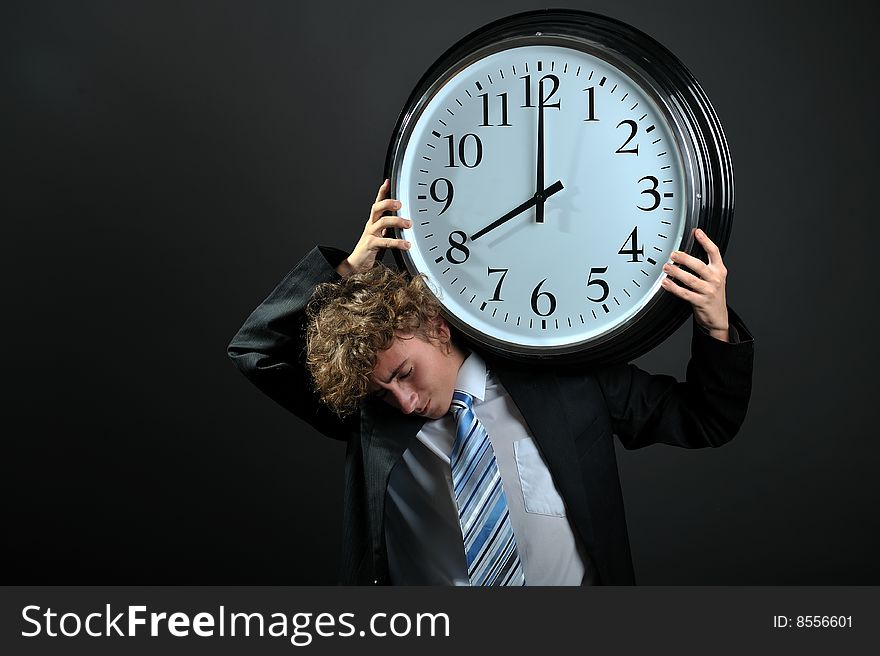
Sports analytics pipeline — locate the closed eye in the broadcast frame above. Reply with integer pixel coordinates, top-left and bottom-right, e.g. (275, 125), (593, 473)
(370, 366), (412, 401)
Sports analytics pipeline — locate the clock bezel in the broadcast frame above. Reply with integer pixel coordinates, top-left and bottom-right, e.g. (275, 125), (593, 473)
(383, 9), (734, 366)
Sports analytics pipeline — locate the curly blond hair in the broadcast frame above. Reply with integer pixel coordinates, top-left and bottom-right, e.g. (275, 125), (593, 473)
(305, 264), (443, 417)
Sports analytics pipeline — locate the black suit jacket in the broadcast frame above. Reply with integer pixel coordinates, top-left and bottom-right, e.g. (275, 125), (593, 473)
(228, 246), (754, 585)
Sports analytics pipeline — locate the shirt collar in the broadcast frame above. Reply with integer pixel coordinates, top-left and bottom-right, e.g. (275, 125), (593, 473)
(454, 350), (487, 403)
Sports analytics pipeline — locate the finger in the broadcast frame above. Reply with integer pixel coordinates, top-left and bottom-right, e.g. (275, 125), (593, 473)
(370, 198), (401, 222)
(370, 235), (411, 251)
(663, 263), (709, 294)
(374, 179), (390, 204)
(370, 216), (412, 236)
(661, 276), (699, 303)
(694, 228), (722, 266)
(670, 250), (710, 278)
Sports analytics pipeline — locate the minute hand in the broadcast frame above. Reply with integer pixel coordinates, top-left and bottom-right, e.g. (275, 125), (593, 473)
(470, 180), (564, 241)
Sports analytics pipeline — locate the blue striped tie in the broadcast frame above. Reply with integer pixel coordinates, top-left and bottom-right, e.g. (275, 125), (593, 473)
(449, 390), (525, 586)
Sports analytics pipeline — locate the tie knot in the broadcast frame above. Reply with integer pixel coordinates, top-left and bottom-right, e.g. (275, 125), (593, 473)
(449, 389), (474, 416)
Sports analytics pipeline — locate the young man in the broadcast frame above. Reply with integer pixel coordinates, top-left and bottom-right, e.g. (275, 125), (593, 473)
(228, 180), (754, 585)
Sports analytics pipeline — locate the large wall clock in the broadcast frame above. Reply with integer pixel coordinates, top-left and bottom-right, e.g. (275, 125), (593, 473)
(384, 9), (734, 364)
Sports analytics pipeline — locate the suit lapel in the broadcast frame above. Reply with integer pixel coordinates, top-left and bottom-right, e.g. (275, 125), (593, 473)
(488, 358), (597, 557)
(361, 400), (427, 580)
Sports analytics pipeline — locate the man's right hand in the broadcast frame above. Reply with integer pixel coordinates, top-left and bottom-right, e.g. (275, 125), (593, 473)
(336, 179), (412, 278)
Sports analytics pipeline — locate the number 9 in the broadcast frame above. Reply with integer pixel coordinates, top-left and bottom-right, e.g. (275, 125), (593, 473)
(430, 177), (454, 215)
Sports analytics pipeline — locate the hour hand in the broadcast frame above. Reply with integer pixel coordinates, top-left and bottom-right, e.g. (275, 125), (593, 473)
(470, 180), (564, 241)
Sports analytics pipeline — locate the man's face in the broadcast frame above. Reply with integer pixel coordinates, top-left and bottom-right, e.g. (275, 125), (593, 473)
(368, 321), (464, 420)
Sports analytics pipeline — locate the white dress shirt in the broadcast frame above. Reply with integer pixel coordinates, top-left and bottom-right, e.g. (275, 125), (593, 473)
(384, 351), (596, 585)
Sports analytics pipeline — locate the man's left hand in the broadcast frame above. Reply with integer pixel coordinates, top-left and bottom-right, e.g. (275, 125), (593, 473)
(661, 228), (730, 342)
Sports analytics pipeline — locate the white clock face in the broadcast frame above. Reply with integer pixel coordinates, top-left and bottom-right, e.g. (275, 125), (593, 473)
(394, 41), (691, 353)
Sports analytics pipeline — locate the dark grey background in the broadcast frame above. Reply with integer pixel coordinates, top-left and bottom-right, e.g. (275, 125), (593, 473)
(4, 0), (878, 584)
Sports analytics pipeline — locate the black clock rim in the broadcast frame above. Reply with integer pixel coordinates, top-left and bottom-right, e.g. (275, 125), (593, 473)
(383, 9), (734, 367)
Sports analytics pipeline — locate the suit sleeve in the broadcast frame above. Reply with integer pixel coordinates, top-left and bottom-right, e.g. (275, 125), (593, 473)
(226, 246), (356, 441)
(595, 307), (754, 450)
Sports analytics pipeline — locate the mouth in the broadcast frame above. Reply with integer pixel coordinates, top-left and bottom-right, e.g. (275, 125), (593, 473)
(417, 400), (429, 416)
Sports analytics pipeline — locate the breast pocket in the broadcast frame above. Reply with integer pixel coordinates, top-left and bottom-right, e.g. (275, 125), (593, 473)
(513, 437), (567, 517)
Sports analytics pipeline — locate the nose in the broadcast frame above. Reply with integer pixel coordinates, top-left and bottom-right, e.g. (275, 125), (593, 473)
(392, 387), (419, 414)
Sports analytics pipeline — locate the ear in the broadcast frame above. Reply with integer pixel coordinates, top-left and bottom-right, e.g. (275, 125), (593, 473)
(435, 315), (451, 343)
